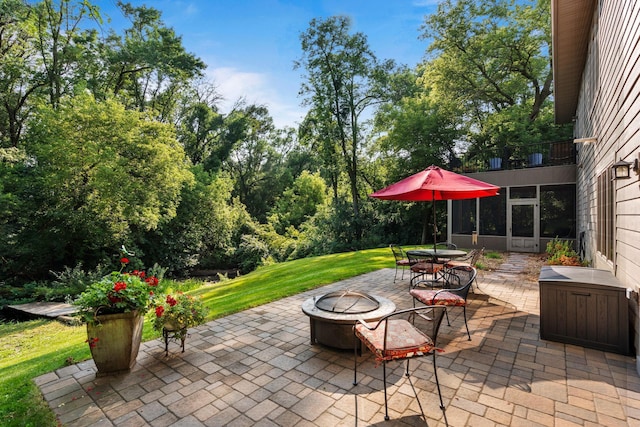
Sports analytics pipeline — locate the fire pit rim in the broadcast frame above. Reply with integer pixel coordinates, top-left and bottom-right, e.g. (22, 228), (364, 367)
(314, 289), (380, 314)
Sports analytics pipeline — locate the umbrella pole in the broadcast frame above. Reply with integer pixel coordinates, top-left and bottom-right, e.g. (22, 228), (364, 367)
(433, 199), (437, 252)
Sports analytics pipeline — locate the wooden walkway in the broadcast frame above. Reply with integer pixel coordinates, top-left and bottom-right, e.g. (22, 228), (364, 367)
(6, 301), (78, 320)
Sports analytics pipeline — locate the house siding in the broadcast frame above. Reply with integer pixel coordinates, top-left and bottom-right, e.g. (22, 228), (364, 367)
(572, 1), (640, 368)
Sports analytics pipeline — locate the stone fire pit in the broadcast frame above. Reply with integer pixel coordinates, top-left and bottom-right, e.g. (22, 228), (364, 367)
(301, 290), (396, 349)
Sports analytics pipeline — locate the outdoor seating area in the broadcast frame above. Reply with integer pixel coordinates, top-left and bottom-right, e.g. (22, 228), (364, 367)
(36, 253), (640, 426)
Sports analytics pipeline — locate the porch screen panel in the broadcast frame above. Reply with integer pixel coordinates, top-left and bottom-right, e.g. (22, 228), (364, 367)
(540, 184), (576, 238)
(451, 199), (476, 235)
(479, 189), (506, 236)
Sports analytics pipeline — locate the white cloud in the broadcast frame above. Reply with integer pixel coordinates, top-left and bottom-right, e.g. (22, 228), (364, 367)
(184, 3), (198, 16)
(206, 66), (305, 129)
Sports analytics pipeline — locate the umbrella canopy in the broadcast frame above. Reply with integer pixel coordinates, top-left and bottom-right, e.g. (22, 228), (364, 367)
(370, 165), (500, 201)
(370, 165), (500, 247)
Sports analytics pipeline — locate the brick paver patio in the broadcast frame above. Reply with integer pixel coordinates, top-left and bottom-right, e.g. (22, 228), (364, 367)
(36, 253), (640, 426)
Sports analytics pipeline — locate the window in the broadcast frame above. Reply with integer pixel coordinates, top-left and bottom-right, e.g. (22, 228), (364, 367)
(479, 189), (506, 235)
(510, 186), (536, 199)
(540, 184), (576, 238)
(597, 169), (614, 261)
(451, 199), (476, 235)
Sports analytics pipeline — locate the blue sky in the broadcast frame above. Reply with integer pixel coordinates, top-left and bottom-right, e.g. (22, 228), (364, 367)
(98, 0), (440, 128)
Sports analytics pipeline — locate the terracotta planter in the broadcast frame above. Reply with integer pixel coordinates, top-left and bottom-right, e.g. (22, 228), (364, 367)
(86, 310), (143, 376)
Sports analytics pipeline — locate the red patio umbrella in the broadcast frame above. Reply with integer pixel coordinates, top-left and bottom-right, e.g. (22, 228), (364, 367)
(370, 165), (500, 247)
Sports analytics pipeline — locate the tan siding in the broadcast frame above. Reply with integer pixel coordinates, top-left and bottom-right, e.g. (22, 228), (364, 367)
(574, 2), (640, 287)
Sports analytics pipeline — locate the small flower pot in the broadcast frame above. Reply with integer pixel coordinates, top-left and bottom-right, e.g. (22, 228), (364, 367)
(528, 153), (543, 166)
(86, 310), (143, 376)
(489, 157), (502, 170)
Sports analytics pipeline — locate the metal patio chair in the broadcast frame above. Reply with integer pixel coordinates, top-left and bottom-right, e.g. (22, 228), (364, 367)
(410, 266), (477, 340)
(390, 244), (411, 282)
(353, 305), (448, 423)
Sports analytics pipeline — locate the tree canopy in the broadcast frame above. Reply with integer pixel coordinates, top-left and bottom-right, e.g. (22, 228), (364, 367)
(0, 0), (571, 297)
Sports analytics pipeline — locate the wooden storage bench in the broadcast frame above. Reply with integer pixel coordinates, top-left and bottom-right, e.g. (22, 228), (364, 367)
(538, 266), (632, 355)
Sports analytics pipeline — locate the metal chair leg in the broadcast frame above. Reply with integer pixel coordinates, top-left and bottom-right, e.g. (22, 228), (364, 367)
(383, 362), (389, 421)
(353, 332), (358, 386)
(432, 352), (448, 426)
(463, 306), (471, 340)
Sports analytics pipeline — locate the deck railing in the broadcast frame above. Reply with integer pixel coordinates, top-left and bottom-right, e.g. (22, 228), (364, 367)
(454, 139), (576, 173)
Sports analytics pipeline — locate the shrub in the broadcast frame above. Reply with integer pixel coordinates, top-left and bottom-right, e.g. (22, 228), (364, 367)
(546, 238), (587, 266)
(47, 263), (108, 302)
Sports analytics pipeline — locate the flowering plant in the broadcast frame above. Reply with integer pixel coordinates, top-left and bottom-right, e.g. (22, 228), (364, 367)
(74, 256), (162, 323)
(152, 292), (207, 339)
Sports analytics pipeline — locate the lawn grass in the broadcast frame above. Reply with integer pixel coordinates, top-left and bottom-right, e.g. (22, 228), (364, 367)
(0, 247), (393, 427)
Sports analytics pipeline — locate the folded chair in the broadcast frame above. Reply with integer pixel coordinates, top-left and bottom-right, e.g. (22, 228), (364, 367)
(353, 305), (448, 423)
(390, 244), (411, 282)
(410, 266), (477, 340)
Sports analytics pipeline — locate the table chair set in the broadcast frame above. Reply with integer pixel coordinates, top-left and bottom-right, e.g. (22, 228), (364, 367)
(352, 246), (479, 423)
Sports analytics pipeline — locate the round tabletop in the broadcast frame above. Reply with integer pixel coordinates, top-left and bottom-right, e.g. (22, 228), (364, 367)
(406, 249), (467, 258)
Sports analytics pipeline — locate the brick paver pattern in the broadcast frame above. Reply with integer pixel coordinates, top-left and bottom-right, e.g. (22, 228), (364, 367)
(36, 253), (640, 426)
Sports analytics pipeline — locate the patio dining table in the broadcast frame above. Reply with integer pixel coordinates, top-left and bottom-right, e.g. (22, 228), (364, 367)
(406, 248), (467, 261)
(406, 248), (468, 285)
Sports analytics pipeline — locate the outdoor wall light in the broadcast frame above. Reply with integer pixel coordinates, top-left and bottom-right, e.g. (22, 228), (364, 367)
(573, 136), (597, 143)
(612, 158), (632, 179)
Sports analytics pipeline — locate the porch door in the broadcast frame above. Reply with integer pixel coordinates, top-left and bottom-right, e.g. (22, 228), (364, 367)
(508, 199), (539, 252)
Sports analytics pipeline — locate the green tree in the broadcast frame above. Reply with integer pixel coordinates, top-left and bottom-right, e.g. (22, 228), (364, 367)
(0, 0), (43, 147)
(179, 101), (226, 165)
(2, 94), (193, 280)
(223, 103), (293, 222)
(142, 166), (254, 274)
(100, 1), (206, 116)
(421, 0), (570, 156)
(268, 170), (327, 235)
(424, 0), (551, 121)
(296, 16), (396, 241)
(32, 0), (101, 108)
(374, 68), (462, 176)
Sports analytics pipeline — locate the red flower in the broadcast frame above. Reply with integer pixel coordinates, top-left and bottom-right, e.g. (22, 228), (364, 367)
(145, 276), (159, 286)
(85, 337), (99, 348)
(120, 257), (129, 264)
(166, 295), (177, 307)
(155, 306), (165, 317)
(107, 293), (122, 303)
(113, 281), (127, 292)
